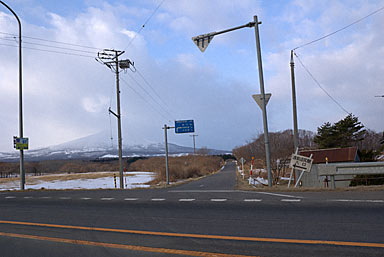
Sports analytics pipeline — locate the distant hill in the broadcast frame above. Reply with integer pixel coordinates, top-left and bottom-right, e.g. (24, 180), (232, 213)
(0, 132), (229, 162)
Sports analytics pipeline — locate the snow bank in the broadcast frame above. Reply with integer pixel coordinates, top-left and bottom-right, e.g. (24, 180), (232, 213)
(0, 172), (155, 191)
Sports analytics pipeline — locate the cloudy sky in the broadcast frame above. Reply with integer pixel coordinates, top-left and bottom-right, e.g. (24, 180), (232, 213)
(1, 0), (384, 152)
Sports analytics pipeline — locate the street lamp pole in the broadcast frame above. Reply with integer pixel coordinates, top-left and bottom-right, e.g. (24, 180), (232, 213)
(0, 1), (25, 190)
(192, 15), (273, 186)
(253, 16), (272, 187)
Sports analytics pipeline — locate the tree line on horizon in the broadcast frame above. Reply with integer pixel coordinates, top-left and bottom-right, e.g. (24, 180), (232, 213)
(232, 114), (384, 168)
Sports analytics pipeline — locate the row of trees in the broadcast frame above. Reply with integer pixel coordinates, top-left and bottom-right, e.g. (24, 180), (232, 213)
(232, 129), (316, 170)
(233, 114), (384, 166)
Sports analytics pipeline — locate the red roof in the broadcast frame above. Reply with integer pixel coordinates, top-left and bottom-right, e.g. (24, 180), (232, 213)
(299, 147), (359, 164)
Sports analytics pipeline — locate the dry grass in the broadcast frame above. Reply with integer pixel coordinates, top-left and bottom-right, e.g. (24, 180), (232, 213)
(127, 155), (223, 183)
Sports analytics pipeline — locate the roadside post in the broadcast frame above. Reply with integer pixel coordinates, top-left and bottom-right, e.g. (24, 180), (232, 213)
(250, 157), (254, 176)
(163, 120), (195, 185)
(288, 152), (313, 188)
(239, 157), (245, 179)
(240, 157), (245, 172)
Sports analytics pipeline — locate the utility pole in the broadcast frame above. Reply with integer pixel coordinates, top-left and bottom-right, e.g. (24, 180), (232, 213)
(190, 134), (198, 154)
(0, 1), (25, 190)
(96, 49), (133, 189)
(290, 50), (299, 151)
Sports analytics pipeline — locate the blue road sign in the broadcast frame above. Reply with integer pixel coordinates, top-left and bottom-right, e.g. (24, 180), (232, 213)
(175, 120), (194, 134)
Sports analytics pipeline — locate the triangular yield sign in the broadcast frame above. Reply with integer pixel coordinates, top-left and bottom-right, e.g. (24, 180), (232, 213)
(192, 33), (215, 52)
(252, 93), (271, 110)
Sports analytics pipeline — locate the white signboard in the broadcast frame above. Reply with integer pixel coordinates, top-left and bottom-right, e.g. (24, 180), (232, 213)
(289, 154), (313, 172)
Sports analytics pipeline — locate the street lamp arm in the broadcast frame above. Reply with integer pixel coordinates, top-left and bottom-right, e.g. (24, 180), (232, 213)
(0, 1), (21, 28)
(193, 21), (256, 40)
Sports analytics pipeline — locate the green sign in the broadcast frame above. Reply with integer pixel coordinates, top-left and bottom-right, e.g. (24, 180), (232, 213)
(14, 137), (29, 150)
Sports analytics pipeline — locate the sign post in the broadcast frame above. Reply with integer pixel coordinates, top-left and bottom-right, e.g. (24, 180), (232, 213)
(288, 152), (313, 188)
(163, 124), (172, 185)
(163, 119), (195, 185)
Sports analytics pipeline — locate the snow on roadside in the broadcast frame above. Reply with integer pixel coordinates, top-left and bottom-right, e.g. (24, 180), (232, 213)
(0, 172), (155, 191)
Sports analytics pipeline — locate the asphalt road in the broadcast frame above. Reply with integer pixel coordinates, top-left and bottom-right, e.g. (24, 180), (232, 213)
(0, 161), (383, 257)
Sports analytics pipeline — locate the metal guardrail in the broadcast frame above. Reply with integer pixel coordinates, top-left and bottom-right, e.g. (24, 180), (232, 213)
(317, 162), (384, 189)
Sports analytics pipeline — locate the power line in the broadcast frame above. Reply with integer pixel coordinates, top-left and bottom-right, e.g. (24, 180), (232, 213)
(135, 68), (170, 109)
(124, 72), (175, 119)
(0, 37), (97, 54)
(294, 52), (351, 115)
(293, 5), (384, 50)
(0, 31), (102, 50)
(0, 42), (95, 58)
(120, 77), (171, 121)
(123, 0), (166, 50)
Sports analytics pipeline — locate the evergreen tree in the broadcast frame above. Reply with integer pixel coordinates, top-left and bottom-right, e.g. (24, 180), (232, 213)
(314, 114), (365, 148)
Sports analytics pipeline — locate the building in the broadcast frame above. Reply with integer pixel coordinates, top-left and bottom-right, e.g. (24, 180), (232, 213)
(300, 146), (360, 164)
(299, 147), (360, 188)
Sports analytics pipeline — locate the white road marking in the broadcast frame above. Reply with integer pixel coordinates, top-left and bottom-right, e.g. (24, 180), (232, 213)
(281, 199), (301, 202)
(179, 199), (195, 202)
(210, 199), (227, 202)
(23, 196), (33, 199)
(40, 197), (51, 199)
(170, 190), (238, 193)
(243, 199), (262, 202)
(80, 197), (91, 200)
(59, 197), (71, 200)
(5, 196), (16, 199)
(101, 198), (114, 201)
(329, 199), (384, 203)
(124, 198), (139, 201)
(256, 192), (303, 199)
(151, 198), (166, 201)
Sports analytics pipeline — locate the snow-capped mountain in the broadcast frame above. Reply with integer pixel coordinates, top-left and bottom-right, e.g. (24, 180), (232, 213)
(0, 132), (228, 161)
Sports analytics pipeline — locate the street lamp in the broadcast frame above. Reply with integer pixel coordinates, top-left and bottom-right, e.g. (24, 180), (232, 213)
(0, 1), (25, 190)
(192, 15), (273, 187)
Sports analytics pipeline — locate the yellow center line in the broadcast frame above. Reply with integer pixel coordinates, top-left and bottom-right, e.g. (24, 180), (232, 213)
(0, 220), (383, 248)
(0, 231), (255, 257)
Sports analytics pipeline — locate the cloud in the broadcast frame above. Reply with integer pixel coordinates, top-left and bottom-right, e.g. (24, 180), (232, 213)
(265, 0), (384, 133)
(1, 0), (384, 154)
(82, 96), (109, 113)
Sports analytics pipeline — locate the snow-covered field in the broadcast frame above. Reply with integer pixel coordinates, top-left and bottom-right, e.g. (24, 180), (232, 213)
(0, 171), (155, 191)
